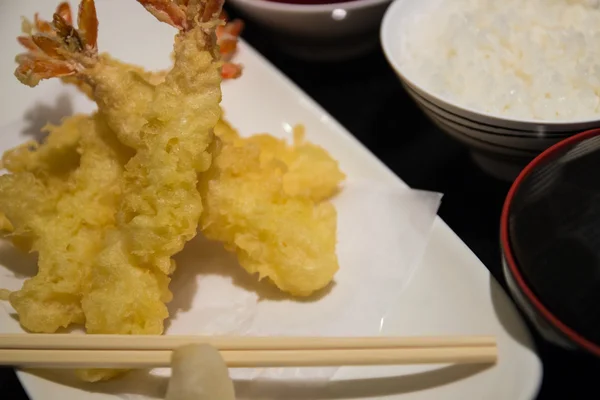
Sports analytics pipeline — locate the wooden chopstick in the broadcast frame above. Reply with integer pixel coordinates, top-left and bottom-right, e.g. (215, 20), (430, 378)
(0, 334), (498, 368)
(0, 334), (497, 351)
(0, 347), (497, 369)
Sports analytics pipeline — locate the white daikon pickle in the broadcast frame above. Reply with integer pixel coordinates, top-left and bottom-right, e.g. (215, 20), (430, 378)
(165, 344), (235, 400)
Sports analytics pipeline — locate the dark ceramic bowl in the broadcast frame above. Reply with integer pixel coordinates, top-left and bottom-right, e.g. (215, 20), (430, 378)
(501, 128), (600, 355)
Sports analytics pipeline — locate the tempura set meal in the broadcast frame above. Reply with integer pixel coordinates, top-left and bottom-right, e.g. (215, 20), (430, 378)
(0, 0), (345, 381)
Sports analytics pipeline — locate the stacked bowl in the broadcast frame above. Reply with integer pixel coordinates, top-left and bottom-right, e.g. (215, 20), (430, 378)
(380, 0), (600, 181)
(227, 0), (393, 61)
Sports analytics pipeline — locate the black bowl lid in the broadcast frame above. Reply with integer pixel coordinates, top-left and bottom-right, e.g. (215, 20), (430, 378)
(502, 129), (600, 354)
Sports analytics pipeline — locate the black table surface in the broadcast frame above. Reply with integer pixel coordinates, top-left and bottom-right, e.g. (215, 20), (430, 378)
(2, 9), (600, 399)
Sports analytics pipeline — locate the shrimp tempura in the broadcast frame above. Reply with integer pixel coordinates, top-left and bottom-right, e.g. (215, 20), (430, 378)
(80, 1), (226, 361)
(199, 135), (340, 297)
(214, 120), (345, 202)
(10, 0), (225, 364)
(0, 114), (130, 333)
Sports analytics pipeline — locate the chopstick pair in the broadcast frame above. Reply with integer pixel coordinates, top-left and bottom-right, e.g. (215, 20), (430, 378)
(0, 334), (498, 369)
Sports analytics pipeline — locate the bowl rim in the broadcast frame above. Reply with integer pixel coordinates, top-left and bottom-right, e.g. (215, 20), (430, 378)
(500, 127), (600, 356)
(380, 0), (600, 127)
(228, 0), (392, 13)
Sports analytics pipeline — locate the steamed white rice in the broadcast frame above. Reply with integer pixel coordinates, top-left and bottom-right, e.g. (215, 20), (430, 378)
(399, 0), (600, 121)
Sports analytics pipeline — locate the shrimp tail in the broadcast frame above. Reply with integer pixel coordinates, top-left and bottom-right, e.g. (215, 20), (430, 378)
(15, 0), (99, 87)
(137, 0), (224, 31)
(138, 0), (243, 78)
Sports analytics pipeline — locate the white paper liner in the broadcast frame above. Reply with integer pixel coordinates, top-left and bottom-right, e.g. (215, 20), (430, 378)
(0, 181), (442, 399)
(163, 181), (443, 385)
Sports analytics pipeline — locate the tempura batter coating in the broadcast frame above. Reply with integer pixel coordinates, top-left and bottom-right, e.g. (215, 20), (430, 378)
(214, 120), (345, 202)
(0, 214), (13, 233)
(80, 1), (225, 363)
(200, 137), (339, 296)
(0, 114), (129, 332)
(9, 0), (224, 364)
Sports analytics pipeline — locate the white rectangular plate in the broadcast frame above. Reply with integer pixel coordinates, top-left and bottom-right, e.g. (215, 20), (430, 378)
(0, 1), (541, 399)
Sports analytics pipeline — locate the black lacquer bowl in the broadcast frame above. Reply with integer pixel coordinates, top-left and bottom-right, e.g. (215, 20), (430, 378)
(501, 128), (600, 356)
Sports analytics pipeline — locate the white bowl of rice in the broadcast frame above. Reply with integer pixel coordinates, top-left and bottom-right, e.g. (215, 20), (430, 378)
(381, 0), (600, 180)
